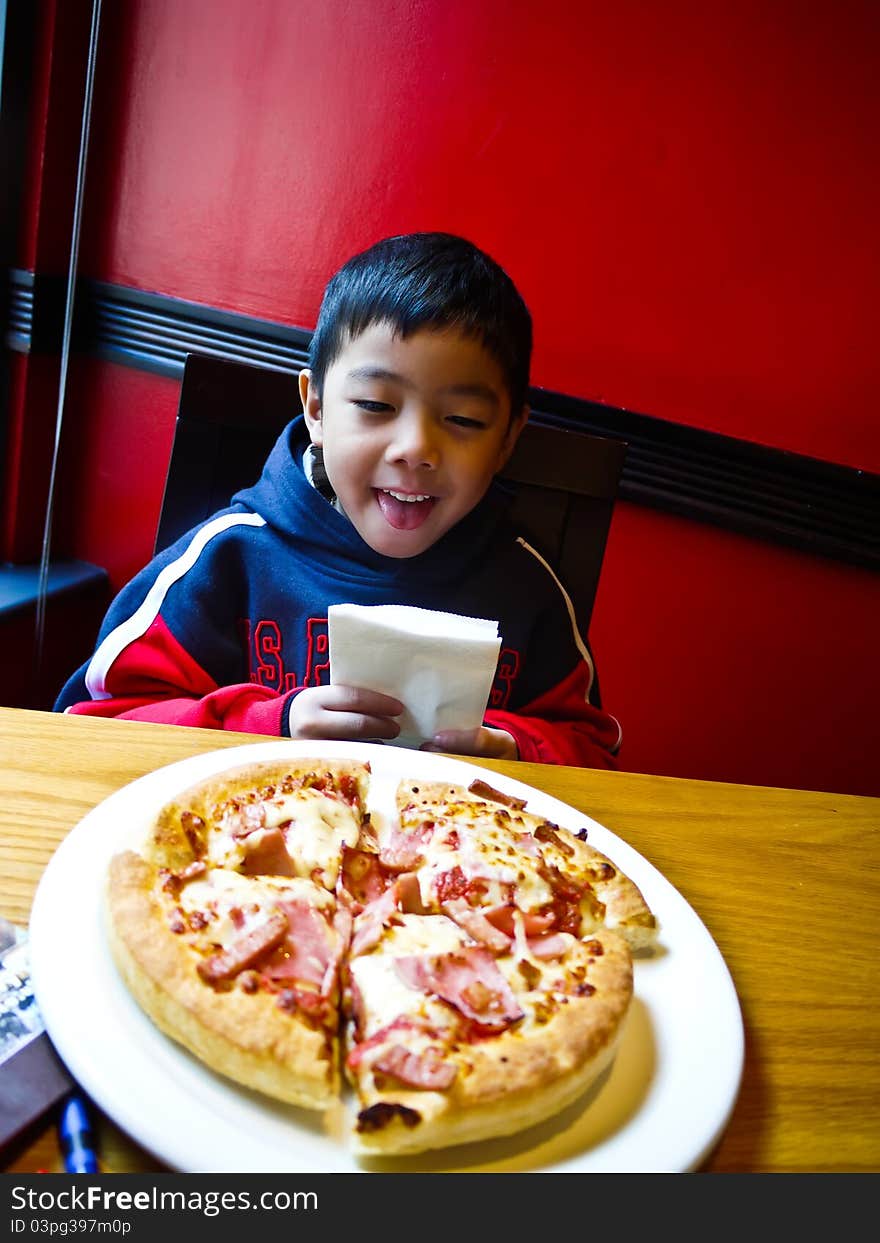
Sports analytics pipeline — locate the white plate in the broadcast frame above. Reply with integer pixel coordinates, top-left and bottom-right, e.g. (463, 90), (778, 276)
(29, 740), (743, 1173)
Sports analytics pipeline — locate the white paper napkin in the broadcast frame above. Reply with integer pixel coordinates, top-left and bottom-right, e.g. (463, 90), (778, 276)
(328, 603), (502, 748)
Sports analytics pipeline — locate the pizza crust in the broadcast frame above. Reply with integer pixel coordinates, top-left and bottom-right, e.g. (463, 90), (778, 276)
(105, 851), (338, 1110)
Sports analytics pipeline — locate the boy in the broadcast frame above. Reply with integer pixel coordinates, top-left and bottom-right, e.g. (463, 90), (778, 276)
(55, 233), (621, 767)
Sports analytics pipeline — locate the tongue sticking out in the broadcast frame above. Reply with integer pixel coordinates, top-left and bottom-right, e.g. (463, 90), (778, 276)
(375, 491), (436, 531)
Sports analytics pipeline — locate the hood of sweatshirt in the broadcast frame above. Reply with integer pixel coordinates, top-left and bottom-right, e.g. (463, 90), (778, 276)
(232, 416), (514, 590)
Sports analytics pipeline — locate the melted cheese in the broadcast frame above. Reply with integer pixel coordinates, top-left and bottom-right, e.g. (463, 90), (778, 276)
(273, 789), (360, 886)
(417, 820), (554, 913)
(495, 925), (580, 1035)
(207, 789), (360, 888)
(174, 871), (326, 950)
(349, 915), (464, 1039)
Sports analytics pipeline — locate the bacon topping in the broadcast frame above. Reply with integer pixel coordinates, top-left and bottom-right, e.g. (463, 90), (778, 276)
(394, 947), (524, 1029)
(467, 779), (527, 810)
(180, 811), (206, 857)
(372, 1044), (457, 1090)
(541, 863), (585, 901)
(534, 823), (574, 857)
(168, 908), (186, 934)
(549, 895), (584, 936)
(196, 910), (288, 984)
(160, 860), (207, 895)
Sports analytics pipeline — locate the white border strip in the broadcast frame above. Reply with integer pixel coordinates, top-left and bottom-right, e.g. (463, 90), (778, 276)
(84, 512), (266, 700)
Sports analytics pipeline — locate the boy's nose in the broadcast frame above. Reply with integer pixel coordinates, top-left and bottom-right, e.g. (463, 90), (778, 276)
(385, 411), (440, 469)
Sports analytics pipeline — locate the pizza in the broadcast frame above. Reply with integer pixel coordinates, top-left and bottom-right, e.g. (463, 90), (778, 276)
(105, 756), (657, 1157)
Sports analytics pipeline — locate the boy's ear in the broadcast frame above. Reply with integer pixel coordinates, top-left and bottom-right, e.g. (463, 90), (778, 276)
(497, 403), (529, 470)
(299, 369), (324, 446)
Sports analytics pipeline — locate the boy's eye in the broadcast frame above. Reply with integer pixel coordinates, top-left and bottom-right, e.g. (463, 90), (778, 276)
(354, 399), (394, 413)
(447, 415), (486, 429)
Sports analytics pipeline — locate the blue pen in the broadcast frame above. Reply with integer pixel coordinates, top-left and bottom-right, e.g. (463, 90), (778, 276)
(59, 1094), (99, 1174)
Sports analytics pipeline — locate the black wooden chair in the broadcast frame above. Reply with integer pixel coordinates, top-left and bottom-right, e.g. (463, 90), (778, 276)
(157, 353), (627, 665)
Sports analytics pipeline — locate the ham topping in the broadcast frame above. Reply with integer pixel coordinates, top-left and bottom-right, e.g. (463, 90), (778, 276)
(372, 1043), (457, 1090)
(513, 832), (542, 859)
(224, 800), (267, 838)
(320, 905), (353, 997)
(197, 910), (288, 983)
(339, 846), (391, 907)
(240, 827), (296, 876)
(349, 884), (404, 958)
(261, 898), (336, 987)
(526, 932), (572, 960)
(483, 903), (555, 937)
(346, 1015), (437, 1068)
(378, 823), (435, 873)
(441, 899), (511, 953)
(395, 872), (427, 914)
(394, 947), (524, 1029)
(277, 985), (332, 1021)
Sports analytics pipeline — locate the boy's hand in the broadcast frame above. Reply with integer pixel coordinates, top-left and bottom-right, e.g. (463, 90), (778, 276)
(420, 726), (518, 761)
(288, 685), (403, 741)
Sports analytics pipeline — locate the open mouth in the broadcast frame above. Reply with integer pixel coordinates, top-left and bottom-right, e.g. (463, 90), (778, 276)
(374, 488), (438, 531)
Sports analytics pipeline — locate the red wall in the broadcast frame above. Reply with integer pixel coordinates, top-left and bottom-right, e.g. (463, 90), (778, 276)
(48, 0), (880, 795)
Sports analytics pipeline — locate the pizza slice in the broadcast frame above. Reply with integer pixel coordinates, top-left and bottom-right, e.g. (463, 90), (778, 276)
(105, 851), (350, 1110)
(392, 779), (658, 952)
(143, 759), (371, 892)
(105, 758), (371, 1111)
(343, 910), (633, 1155)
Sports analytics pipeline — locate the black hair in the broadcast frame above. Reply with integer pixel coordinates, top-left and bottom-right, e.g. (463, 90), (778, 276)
(308, 232), (532, 419)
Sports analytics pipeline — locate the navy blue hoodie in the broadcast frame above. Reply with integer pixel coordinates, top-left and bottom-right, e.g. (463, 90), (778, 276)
(55, 418), (621, 766)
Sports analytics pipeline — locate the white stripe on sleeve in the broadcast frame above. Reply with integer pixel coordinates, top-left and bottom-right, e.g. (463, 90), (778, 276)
(84, 512), (266, 700)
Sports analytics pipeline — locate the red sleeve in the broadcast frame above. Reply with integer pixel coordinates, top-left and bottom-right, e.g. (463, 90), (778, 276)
(63, 615), (293, 735)
(483, 662), (622, 768)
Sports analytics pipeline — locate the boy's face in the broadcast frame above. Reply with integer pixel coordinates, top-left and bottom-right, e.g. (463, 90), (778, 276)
(300, 322), (526, 558)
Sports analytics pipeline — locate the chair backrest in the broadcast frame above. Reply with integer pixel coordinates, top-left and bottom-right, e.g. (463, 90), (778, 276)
(156, 352), (627, 633)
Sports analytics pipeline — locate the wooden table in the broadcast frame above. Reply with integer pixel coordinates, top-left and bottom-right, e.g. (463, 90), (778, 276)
(1, 706), (878, 1173)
